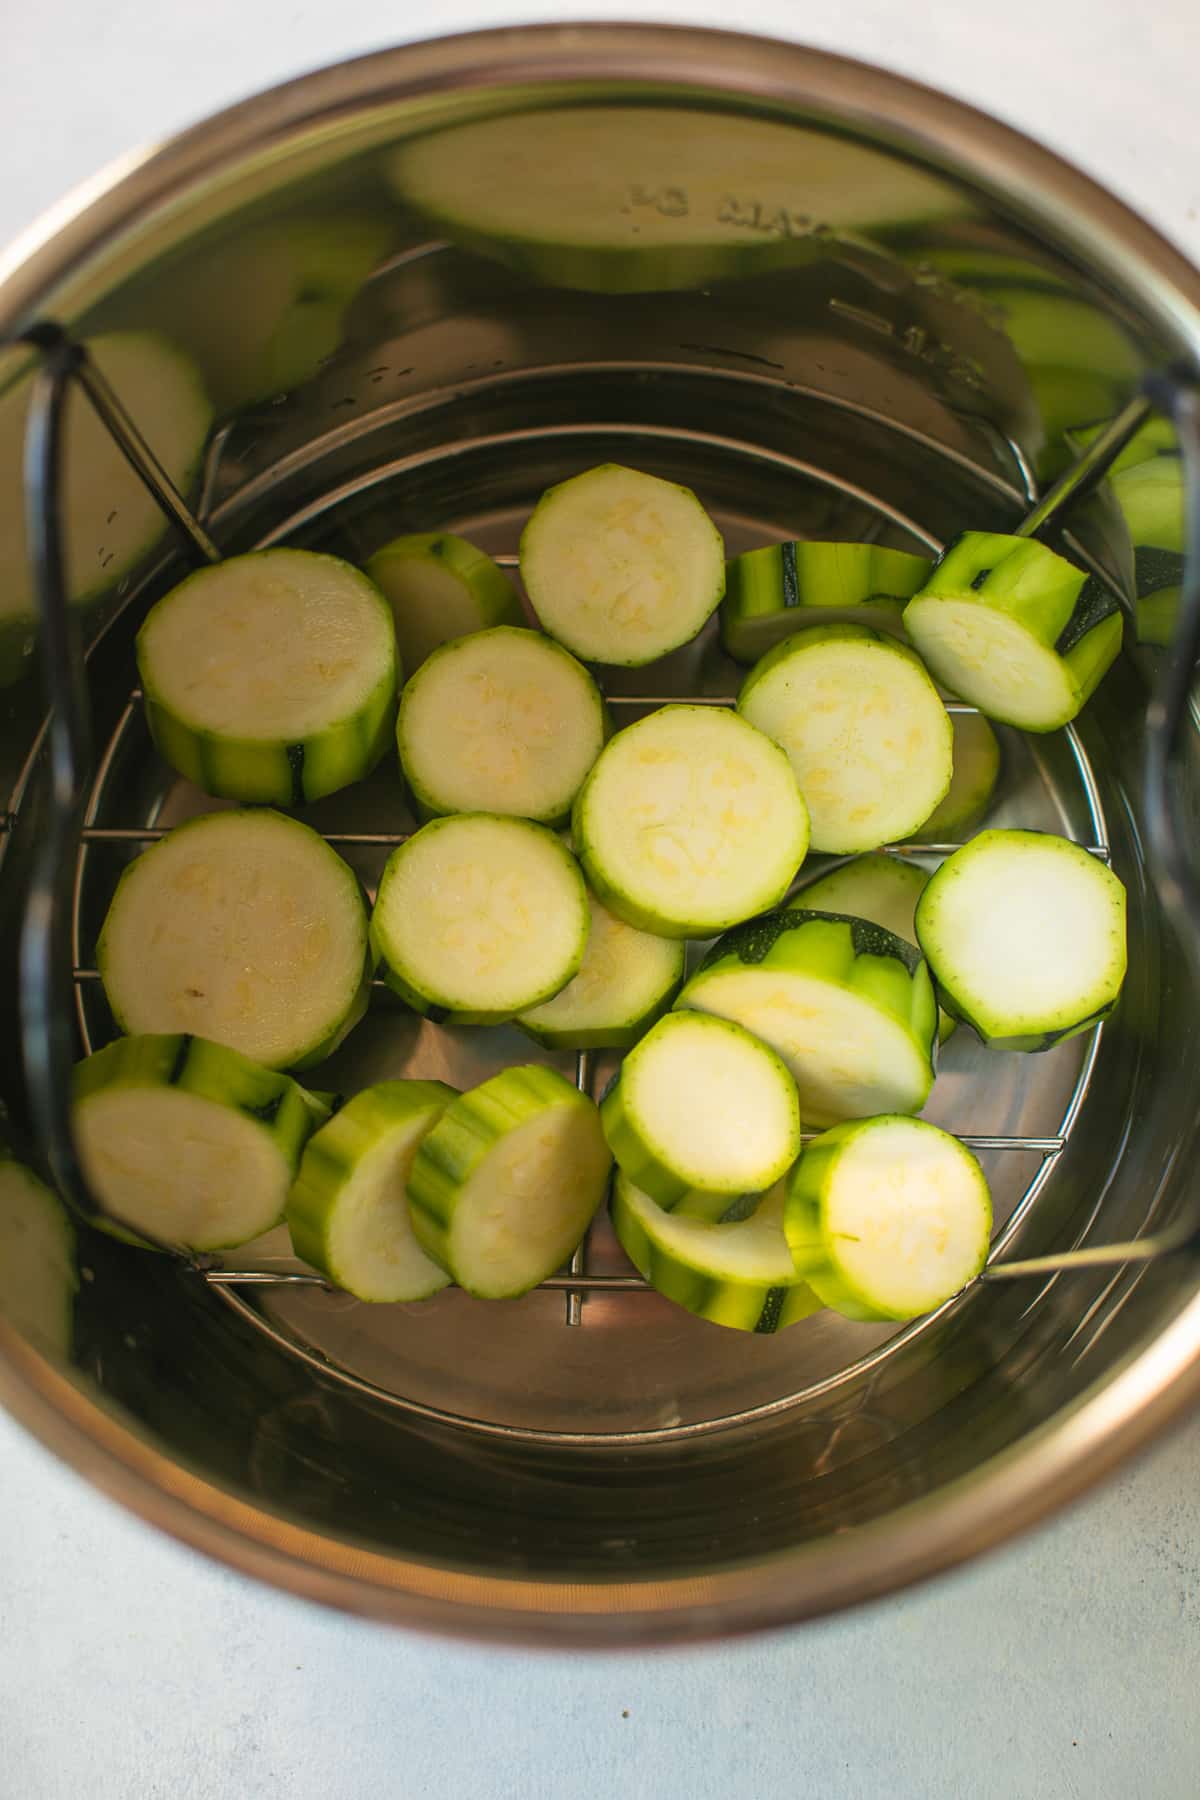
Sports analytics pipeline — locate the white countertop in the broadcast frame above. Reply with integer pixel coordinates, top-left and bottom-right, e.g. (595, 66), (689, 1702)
(2, 5), (1199, 1797)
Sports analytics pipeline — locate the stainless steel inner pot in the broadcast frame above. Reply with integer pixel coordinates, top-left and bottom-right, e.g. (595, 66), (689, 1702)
(1, 25), (1199, 1646)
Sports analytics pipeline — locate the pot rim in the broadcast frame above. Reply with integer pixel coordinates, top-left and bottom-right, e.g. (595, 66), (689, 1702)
(2, 21), (1199, 1644)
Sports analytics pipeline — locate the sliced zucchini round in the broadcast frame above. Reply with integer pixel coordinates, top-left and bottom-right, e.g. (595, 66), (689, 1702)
(902, 533), (1123, 732)
(909, 711), (1000, 840)
(396, 626), (608, 823)
(407, 1067), (611, 1298)
(0, 331), (212, 672)
(612, 1173), (821, 1334)
(388, 107), (961, 294)
(800, 854), (929, 944)
(286, 1080), (457, 1302)
(130, 213), (391, 413)
(520, 464), (725, 666)
(677, 908), (937, 1127)
(786, 1115), (991, 1322)
(914, 828), (1127, 1051)
(0, 1153), (78, 1359)
(1109, 456), (1185, 555)
(97, 809), (371, 1070)
(600, 1011), (801, 1209)
(365, 532), (522, 673)
(737, 623), (953, 854)
(720, 540), (931, 664)
(573, 704), (809, 937)
(137, 548), (398, 804)
(73, 1034), (320, 1251)
(515, 892), (684, 1050)
(800, 852), (956, 1044)
(370, 813), (589, 1020)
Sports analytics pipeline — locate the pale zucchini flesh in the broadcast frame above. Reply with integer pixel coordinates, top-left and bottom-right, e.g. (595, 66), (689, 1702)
(737, 624), (953, 853)
(520, 464), (725, 666)
(786, 1115), (992, 1321)
(365, 532), (523, 673)
(73, 1034), (320, 1251)
(516, 892), (685, 1049)
(914, 828), (1127, 1050)
(573, 704), (809, 937)
(0, 1154), (78, 1359)
(720, 540), (931, 663)
(677, 908), (937, 1127)
(800, 853), (957, 1045)
(600, 1011), (801, 1208)
(286, 1080), (457, 1301)
(137, 548), (398, 804)
(612, 1174), (821, 1334)
(902, 533), (1122, 732)
(370, 813), (589, 1019)
(97, 809), (371, 1070)
(407, 1066), (612, 1298)
(909, 712), (1000, 839)
(396, 626), (607, 823)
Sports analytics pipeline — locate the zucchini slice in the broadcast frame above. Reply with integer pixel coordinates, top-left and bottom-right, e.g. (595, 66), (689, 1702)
(370, 814), (589, 1020)
(902, 533), (1122, 732)
(520, 464), (725, 666)
(0, 1153), (78, 1359)
(388, 107), (961, 295)
(600, 1011), (801, 1209)
(573, 704), (809, 937)
(800, 853), (956, 1044)
(407, 1067), (611, 1299)
(396, 626), (608, 823)
(737, 624), (953, 854)
(720, 540), (931, 664)
(910, 711), (1000, 839)
(286, 1080), (457, 1302)
(515, 892), (684, 1050)
(97, 809), (371, 1070)
(0, 331), (212, 674)
(73, 1034), (321, 1251)
(801, 853), (929, 942)
(137, 548), (398, 805)
(914, 828), (1127, 1051)
(677, 908), (937, 1127)
(612, 1173), (821, 1334)
(131, 213), (391, 413)
(365, 532), (522, 673)
(786, 1115), (991, 1322)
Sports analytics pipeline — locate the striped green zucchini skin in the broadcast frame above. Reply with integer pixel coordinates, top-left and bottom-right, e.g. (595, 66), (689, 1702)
(286, 1079), (457, 1301)
(611, 1174), (821, 1334)
(721, 540), (931, 663)
(73, 1034), (324, 1251)
(138, 549), (398, 806)
(902, 532), (1122, 732)
(407, 1066), (612, 1299)
(678, 907), (938, 1127)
